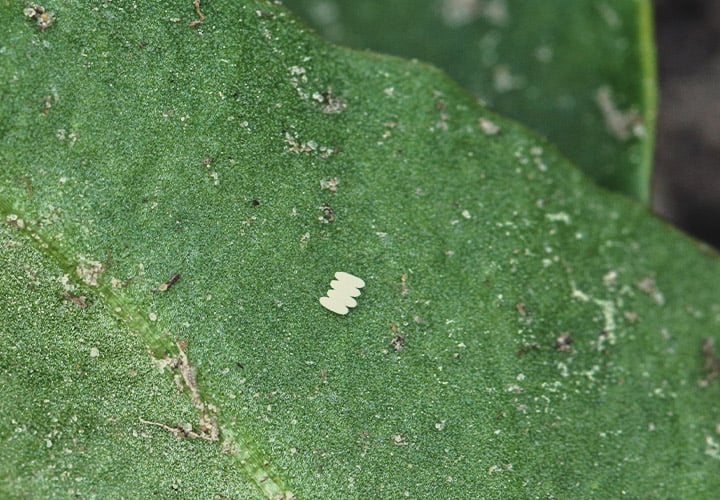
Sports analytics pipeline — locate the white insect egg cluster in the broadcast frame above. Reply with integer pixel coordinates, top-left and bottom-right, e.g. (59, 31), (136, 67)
(319, 272), (365, 315)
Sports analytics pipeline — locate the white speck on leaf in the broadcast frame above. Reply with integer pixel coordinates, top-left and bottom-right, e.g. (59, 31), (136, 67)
(479, 117), (500, 135)
(705, 435), (720, 460)
(535, 45), (553, 63)
(546, 212), (571, 224)
(493, 65), (523, 93)
(76, 258), (105, 287)
(596, 86), (642, 141)
(637, 276), (665, 305)
(320, 177), (339, 193)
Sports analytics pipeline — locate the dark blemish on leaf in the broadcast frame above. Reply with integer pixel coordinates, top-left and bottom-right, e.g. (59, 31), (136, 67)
(189, 0), (205, 27)
(432, 91), (450, 130)
(139, 418), (209, 440)
(320, 203), (335, 222)
(555, 334), (572, 352)
(251, 199), (260, 206)
(236, 362), (244, 370)
(23, 3), (54, 31)
(147, 340), (219, 440)
(155, 273), (180, 293)
(700, 338), (720, 386)
(41, 95), (52, 115)
(317, 90), (346, 114)
(62, 291), (87, 309)
(516, 342), (539, 356)
(390, 325), (405, 352)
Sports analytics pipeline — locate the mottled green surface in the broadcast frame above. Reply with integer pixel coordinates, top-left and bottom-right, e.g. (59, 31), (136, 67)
(282, 0), (657, 202)
(0, 1), (717, 498)
(0, 222), (259, 498)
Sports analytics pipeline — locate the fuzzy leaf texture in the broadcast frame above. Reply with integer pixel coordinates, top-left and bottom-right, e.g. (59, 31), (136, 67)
(283, 0), (657, 202)
(0, 1), (717, 498)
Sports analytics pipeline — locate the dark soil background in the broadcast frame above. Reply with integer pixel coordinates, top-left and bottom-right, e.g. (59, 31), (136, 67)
(653, 0), (720, 249)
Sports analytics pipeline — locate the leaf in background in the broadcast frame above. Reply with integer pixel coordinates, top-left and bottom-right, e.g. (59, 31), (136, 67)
(282, 0), (657, 202)
(0, 1), (716, 498)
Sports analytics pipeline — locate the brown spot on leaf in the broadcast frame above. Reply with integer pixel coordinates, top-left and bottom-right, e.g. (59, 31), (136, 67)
(24, 3), (54, 31)
(320, 203), (335, 222)
(144, 340), (218, 440)
(389, 324), (406, 352)
(41, 95), (52, 115)
(189, 0), (205, 27)
(516, 342), (539, 356)
(155, 273), (180, 293)
(400, 273), (408, 297)
(316, 90), (346, 114)
(62, 291), (87, 309)
(555, 334), (573, 352)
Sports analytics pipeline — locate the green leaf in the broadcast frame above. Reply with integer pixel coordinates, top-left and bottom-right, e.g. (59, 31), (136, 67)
(282, 0), (658, 202)
(1, 1), (716, 498)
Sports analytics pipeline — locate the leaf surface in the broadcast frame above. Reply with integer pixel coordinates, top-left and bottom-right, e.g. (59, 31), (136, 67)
(283, 0), (657, 202)
(0, 1), (716, 498)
